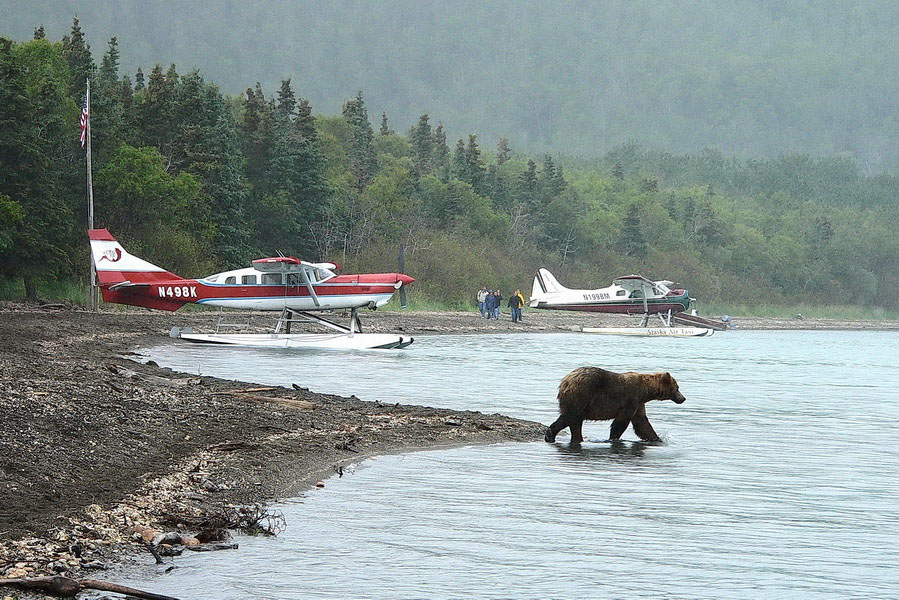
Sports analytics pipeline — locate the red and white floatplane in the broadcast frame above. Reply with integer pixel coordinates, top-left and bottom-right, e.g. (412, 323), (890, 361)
(89, 229), (415, 349)
(529, 268), (723, 336)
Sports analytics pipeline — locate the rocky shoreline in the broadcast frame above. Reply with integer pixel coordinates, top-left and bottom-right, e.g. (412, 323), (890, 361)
(1, 305), (895, 597)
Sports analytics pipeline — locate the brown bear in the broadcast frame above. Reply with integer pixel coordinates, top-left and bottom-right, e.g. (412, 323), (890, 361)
(544, 366), (686, 444)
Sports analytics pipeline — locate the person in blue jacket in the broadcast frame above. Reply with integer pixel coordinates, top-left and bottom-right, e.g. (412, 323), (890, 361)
(485, 290), (497, 320)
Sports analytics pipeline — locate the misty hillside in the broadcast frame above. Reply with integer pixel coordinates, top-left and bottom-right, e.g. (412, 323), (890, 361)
(4, 0), (896, 171)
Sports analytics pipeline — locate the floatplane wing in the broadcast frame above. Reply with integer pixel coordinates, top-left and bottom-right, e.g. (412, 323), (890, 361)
(89, 229), (415, 349)
(528, 268), (715, 336)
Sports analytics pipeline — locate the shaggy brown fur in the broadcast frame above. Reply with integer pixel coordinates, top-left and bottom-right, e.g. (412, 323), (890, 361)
(545, 366), (686, 444)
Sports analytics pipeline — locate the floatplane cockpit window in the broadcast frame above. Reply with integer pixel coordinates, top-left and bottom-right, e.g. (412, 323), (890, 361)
(616, 290), (626, 297)
(630, 291), (643, 299)
(205, 275), (219, 283)
(242, 274), (257, 285)
(262, 273), (282, 285)
(286, 269), (335, 285)
(225, 276), (236, 284)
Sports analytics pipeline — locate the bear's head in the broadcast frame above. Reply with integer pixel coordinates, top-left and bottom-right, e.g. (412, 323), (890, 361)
(659, 372), (686, 404)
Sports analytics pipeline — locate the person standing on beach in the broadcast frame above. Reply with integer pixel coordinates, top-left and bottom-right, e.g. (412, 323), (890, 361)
(508, 289), (524, 322)
(493, 289), (503, 320)
(516, 289), (526, 321)
(477, 286), (489, 318)
(485, 290), (497, 320)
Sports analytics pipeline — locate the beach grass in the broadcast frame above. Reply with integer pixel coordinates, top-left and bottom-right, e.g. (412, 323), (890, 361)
(0, 278), (89, 305)
(701, 302), (899, 320)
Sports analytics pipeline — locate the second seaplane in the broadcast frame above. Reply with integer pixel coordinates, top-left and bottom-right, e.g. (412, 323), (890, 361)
(528, 268), (724, 336)
(89, 229), (415, 349)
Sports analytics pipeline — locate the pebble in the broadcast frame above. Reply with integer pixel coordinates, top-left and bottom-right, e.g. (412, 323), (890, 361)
(315, 481), (325, 488)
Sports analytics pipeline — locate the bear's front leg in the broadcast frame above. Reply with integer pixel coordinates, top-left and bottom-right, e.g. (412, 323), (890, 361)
(630, 405), (662, 442)
(545, 413), (571, 442)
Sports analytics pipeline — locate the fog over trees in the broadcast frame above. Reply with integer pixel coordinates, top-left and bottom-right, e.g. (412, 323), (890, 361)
(4, 0), (896, 171)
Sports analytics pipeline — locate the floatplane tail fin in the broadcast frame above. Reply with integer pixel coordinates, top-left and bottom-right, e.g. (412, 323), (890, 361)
(531, 268), (570, 301)
(88, 229), (187, 310)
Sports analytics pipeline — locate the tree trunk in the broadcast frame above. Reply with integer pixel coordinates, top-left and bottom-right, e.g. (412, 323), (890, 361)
(23, 275), (40, 303)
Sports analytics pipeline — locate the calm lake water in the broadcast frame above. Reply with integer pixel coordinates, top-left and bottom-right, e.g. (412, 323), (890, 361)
(128, 330), (899, 599)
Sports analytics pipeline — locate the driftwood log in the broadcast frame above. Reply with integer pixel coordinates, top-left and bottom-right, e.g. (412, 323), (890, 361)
(105, 363), (201, 387)
(212, 387), (315, 410)
(0, 575), (180, 599)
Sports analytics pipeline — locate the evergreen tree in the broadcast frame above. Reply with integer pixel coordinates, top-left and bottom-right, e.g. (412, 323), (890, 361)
(341, 91), (376, 192)
(276, 78), (296, 119)
(135, 64), (178, 160)
(0, 38), (77, 300)
(694, 200), (725, 247)
(410, 114), (433, 177)
(665, 192), (678, 221)
(497, 137), (512, 165)
(134, 67), (145, 91)
(515, 159), (538, 208)
(620, 204), (647, 258)
(241, 83), (273, 197)
(551, 163), (566, 197)
(538, 154), (558, 205)
(92, 37), (125, 161)
(61, 17), (94, 100)
(173, 72), (251, 265)
(119, 76), (134, 117)
(464, 134), (486, 195)
(433, 123), (450, 180)
(451, 138), (466, 181)
(640, 176), (659, 193)
(379, 112), (392, 135)
(294, 98), (316, 141)
(612, 162), (624, 180)
(486, 163), (512, 213)
(682, 197), (696, 233)
(33, 25), (45, 40)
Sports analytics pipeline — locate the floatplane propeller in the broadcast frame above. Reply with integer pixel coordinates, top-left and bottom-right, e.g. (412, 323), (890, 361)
(88, 229), (416, 349)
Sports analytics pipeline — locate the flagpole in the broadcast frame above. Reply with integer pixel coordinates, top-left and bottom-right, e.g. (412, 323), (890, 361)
(85, 78), (98, 311)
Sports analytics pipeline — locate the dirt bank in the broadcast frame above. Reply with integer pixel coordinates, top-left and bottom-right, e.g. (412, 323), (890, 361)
(1, 304), (895, 593)
(0, 306), (550, 589)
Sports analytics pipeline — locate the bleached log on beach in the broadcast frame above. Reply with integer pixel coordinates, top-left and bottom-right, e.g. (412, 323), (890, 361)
(211, 386), (281, 395)
(0, 575), (181, 599)
(105, 363), (201, 386)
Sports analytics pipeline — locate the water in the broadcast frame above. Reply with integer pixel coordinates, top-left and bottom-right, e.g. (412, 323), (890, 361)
(128, 331), (899, 599)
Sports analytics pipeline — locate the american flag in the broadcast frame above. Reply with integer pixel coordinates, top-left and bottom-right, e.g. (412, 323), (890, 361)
(79, 95), (88, 148)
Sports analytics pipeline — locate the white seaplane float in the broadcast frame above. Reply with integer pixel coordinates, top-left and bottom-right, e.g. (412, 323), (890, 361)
(529, 268), (722, 337)
(89, 229), (415, 349)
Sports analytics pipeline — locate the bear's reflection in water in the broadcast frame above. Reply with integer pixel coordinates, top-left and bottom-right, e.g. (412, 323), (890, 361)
(554, 439), (653, 460)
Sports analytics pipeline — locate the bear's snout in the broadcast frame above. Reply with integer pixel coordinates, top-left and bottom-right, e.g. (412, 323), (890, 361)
(672, 393), (686, 404)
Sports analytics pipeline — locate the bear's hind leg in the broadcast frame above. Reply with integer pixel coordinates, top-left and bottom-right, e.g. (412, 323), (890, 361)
(609, 414), (631, 440)
(568, 417), (585, 444)
(545, 413), (571, 442)
(631, 405), (662, 442)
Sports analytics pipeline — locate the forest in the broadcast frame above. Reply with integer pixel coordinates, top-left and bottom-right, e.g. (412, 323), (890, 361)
(1, 20), (897, 312)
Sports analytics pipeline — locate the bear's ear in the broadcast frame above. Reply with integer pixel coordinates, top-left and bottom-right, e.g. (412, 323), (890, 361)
(662, 372), (672, 382)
